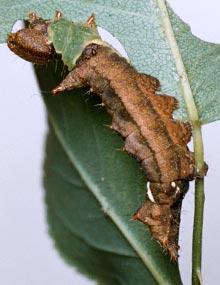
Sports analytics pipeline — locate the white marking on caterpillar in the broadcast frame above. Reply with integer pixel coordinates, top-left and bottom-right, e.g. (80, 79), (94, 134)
(176, 186), (180, 195)
(171, 181), (176, 188)
(147, 183), (156, 203)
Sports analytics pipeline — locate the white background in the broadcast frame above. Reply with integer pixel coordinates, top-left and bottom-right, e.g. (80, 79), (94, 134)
(0, 1), (220, 284)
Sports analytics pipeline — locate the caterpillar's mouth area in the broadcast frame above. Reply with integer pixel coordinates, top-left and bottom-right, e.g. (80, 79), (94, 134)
(7, 31), (54, 65)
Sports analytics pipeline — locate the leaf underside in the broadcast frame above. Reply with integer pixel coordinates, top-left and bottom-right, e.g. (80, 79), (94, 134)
(2, 0), (220, 284)
(1, 0), (220, 123)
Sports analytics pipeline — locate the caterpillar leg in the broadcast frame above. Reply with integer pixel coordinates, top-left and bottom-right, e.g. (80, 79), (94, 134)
(196, 162), (208, 178)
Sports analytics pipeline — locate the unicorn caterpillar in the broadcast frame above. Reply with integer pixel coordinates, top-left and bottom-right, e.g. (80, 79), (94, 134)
(7, 11), (208, 260)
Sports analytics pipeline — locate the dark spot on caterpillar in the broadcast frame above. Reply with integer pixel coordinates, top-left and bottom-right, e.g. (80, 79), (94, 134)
(76, 43), (100, 64)
(7, 11), (208, 261)
(83, 43), (99, 57)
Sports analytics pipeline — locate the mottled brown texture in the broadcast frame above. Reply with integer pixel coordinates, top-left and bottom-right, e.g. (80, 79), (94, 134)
(133, 180), (189, 260)
(7, 15), (54, 64)
(7, 15), (208, 261)
(52, 44), (208, 260)
(53, 44), (196, 183)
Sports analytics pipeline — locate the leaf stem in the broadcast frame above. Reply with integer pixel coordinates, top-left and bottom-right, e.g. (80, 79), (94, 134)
(156, 1), (205, 284)
(192, 177), (204, 285)
(191, 125), (205, 285)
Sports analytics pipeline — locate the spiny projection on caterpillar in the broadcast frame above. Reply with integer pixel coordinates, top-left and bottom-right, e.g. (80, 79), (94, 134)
(7, 11), (208, 261)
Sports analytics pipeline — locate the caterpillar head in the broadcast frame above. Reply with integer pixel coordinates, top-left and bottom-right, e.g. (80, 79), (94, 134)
(7, 12), (56, 64)
(7, 11), (103, 70)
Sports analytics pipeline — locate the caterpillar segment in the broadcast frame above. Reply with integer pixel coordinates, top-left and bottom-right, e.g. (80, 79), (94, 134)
(7, 12), (208, 261)
(51, 43), (199, 260)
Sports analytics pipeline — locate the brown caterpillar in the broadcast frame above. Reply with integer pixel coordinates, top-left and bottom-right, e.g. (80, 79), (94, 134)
(7, 12), (208, 261)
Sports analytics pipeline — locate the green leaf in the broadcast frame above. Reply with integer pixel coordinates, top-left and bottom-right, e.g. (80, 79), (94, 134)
(2, 0), (220, 284)
(38, 61), (181, 284)
(1, 0), (220, 123)
(48, 18), (102, 70)
(45, 127), (160, 285)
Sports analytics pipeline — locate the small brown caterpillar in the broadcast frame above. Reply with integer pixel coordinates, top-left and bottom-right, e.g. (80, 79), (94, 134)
(7, 11), (208, 261)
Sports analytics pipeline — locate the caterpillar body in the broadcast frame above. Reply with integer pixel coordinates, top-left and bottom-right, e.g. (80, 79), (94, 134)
(7, 11), (208, 261)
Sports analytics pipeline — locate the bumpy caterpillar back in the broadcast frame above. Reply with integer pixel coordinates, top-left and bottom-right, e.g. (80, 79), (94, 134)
(7, 11), (208, 261)
(52, 43), (196, 260)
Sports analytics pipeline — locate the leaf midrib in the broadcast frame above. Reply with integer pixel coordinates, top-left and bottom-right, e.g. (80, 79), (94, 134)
(157, 0), (198, 124)
(47, 154), (137, 258)
(47, 100), (179, 285)
(51, 208), (127, 285)
(43, 4), (186, 283)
